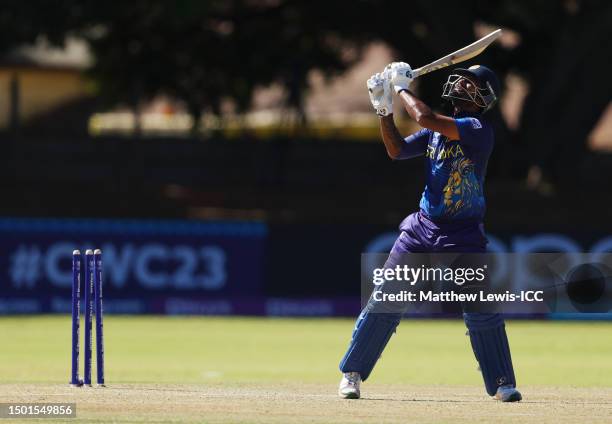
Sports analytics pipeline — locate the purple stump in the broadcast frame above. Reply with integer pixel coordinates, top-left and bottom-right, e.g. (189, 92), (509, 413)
(83, 249), (94, 386)
(94, 249), (105, 386)
(70, 250), (82, 386)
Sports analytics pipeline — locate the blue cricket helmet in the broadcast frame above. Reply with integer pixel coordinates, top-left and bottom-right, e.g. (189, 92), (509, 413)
(442, 65), (500, 112)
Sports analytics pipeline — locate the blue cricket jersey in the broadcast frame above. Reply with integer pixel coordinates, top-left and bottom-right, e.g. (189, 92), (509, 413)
(397, 114), (494, 221)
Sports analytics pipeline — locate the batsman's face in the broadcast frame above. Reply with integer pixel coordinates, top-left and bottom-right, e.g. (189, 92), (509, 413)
(452, 76), (479, 97)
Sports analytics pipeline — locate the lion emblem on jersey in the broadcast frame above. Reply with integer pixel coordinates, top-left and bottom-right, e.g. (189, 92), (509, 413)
(443, 157), (480, 216)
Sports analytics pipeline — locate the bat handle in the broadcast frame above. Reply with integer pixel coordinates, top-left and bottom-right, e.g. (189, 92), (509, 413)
(410, 68), (424, 79)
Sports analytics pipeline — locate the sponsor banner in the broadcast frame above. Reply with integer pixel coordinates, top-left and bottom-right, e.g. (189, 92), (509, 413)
(1, 217), (611, 319)
(0, 218), (267, 313)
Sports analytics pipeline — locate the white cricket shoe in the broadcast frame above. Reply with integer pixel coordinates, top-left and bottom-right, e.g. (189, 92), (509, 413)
(494, 385), (522, 402)
(338, 372), (361, 399)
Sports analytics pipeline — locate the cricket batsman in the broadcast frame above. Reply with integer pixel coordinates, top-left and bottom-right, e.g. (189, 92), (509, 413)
(338, 62), (522, 402)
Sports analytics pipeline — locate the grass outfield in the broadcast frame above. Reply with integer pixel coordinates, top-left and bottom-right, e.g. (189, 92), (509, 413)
(0, 316), (611, 423)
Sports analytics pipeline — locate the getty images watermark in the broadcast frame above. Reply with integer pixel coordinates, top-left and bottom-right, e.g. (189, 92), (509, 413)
(361, 253), (612, 314)
(371, 264), (543, 303)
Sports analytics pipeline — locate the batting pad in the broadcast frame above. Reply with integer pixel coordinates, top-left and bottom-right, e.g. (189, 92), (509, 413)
(464, 313), (516, 396)
(339, 310), (401, 381)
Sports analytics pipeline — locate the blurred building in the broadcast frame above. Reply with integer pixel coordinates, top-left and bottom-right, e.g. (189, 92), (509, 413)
(0, 38), (92, 134)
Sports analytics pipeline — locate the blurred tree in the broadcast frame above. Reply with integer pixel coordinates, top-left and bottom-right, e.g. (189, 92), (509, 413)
(71, 0), (368, 132)
(0, 1), (85, 51)
(485, 0), (612, 190)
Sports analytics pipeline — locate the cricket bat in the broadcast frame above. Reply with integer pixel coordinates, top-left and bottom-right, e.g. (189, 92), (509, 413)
(410, 29), (502, 78)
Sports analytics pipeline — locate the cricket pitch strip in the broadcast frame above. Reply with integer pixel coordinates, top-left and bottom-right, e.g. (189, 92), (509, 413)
(1, 383), (610, 423)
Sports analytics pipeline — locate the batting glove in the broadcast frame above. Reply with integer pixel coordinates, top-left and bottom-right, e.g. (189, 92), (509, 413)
(386, 62), (413, 94)
(367, 72), (393, 116)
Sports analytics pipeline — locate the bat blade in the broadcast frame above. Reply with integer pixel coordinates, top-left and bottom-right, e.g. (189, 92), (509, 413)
(411, 29), (502, 78)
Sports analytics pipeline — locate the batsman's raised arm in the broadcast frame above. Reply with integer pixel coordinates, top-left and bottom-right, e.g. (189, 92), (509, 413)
(366, 71), (427, 160)
(397, 91), (459, 140)
(388, 62), (460, 140)
(379, 115), (405, 159)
